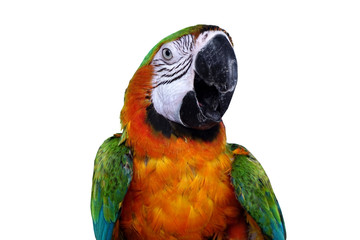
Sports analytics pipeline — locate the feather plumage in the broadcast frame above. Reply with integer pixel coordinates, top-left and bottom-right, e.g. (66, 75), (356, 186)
(90, 24), (285, 240)
(91, 135), (133, 240)
(229, 144), (286, 240)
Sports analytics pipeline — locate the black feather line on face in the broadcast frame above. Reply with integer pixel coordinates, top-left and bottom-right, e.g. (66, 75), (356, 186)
(160, 57), (192, 79)
(153, 57), (192, 88)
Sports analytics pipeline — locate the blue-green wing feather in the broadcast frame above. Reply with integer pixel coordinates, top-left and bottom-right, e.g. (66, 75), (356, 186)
(91, 135), (133, 240)
(228, 144), (286, 240)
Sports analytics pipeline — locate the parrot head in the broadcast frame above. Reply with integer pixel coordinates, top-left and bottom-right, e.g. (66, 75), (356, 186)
(122, 25), (237, 140)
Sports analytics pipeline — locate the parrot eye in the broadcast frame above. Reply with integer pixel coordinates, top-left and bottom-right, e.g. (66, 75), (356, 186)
(162, 48), (173, 60)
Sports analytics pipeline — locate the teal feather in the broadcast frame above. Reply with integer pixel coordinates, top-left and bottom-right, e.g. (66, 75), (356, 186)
(229, 144), (286, 240)
(91, 135), (133, 240)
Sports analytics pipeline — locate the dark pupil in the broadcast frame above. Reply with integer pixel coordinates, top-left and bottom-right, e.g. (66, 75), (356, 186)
(165, 49), (171, 57)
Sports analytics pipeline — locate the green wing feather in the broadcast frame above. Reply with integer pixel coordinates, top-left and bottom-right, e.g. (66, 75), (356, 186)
(229, 144), (286, 240)
(91, 134), (133, 240)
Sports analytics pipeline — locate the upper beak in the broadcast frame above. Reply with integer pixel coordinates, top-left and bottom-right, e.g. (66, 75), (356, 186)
(195, 34), (237, 94)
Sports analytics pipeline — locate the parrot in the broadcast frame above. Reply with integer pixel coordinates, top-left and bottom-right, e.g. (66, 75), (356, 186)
(91, 25), (286, 240)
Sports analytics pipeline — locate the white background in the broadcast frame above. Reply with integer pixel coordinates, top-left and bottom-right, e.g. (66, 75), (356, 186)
(1, 0), (359, 239)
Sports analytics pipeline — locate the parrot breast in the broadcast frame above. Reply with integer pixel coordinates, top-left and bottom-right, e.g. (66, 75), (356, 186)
(119, 143), (246, 240)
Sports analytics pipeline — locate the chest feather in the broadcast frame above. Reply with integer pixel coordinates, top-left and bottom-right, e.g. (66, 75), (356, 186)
(120, 151), (242, 239)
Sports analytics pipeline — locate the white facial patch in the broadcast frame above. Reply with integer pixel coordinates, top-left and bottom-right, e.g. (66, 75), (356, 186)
(151, 69), (194, 123)
(151, 34), (195, 124)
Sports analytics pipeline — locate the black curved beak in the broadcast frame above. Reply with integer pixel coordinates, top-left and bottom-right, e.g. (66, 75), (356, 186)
(180, 34), (238, 129)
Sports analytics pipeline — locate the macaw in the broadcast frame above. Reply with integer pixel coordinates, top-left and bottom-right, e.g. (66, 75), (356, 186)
(91, 25), (286, 240)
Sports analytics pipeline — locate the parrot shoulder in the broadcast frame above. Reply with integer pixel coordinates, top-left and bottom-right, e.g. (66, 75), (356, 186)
(228, 143), (286, 240)
(91, 133), (133, 240)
